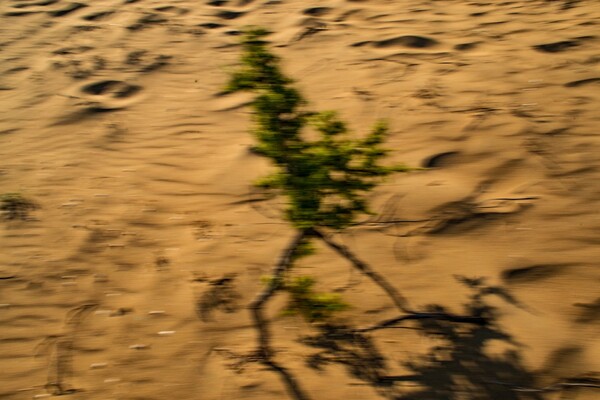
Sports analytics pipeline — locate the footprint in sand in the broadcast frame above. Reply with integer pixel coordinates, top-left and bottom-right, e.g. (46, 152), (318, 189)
(207, 0), (228, 6)
(127, 13), (168, 31)
(11, 0), (60, 7)
(422, 151), (461, 169)
(533, 36), (595, 53)
(3, 0), (63, 17)
(352, 35), (439, 49)
(454, 42), (481, 51)
(81, 10), (115, 22)
(48, 2), (87, 17)
(154, 6), (189, 16)
(4, 65), (30, 75)
(124, 50), (171, 73)
(197, 22), (225, 30)
(55, 56), (106, 79)
(74, 79), (144, 110)
(564, 77), (600, 88)
(214, 10), (245, 20)
(52, 46), (106, 79)
(302, 7), (332, 17)
(288, 17), (328, 43)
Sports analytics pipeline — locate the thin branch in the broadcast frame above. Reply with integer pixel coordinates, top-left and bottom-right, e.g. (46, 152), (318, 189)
(354, 312), (488, 333)
(350, 218), (431, 228)
(311, 228), (412, 313)
(487, 377), (600, 393)
(309, 230), (490, 335)
(248, 229), (311, 400)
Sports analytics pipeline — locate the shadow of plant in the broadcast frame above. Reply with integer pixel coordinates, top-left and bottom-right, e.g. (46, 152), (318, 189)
(302, 323), (400, 398)
(300, 277), (544, 399)
(196, 273), (241, 322)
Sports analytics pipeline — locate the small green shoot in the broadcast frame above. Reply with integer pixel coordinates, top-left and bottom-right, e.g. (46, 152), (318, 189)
(282, 276), (349, 323)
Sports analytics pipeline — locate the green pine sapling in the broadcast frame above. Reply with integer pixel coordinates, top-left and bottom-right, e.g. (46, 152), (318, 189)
(227, 28), (411, 323)
(225, 32), (489, 398)
(226, 27), (409, 231)
(227, 28), (411, 326)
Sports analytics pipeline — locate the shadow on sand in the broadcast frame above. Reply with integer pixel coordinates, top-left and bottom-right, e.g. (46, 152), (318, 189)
(300, 277), (546, 400)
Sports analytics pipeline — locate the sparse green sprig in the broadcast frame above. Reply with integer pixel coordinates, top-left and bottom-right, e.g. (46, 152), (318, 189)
(281, 276), (349, 322)
(227, 28), (410, 230)
(291, 236), (316, 262)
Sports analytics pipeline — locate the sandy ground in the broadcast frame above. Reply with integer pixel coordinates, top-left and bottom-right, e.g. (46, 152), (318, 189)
(1, 0), (599, 399)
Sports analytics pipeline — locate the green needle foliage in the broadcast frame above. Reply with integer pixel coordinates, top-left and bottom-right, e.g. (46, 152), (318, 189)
(229, 28), (414, 324)
(261, 274), (348, 322)
(227, 28), (410, 230)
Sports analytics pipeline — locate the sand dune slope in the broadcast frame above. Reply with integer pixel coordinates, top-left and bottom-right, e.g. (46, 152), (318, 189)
(1, 0), (599, 399)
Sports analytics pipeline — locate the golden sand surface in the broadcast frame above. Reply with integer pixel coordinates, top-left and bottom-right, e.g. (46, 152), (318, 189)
(1, 1), (599, 399)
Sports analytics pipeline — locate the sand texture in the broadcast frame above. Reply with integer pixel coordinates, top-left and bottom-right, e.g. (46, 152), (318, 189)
(1, 0), (600, 399)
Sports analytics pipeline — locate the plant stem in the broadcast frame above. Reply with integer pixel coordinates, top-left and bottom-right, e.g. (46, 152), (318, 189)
(311, 228), (412, 313)
(248, 229), (311, 400)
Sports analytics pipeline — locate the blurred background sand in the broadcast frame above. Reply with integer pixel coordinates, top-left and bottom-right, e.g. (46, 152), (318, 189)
(1, 0), (599, 399)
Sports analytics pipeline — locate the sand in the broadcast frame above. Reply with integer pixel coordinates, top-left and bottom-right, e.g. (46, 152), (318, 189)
(1, 0), (599, 399)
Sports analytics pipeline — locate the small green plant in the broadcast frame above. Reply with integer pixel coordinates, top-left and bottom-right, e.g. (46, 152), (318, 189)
(227, 25), (412, 328)
(223, 30), (501, 400)
(227, 27), (409, 231)
(261, 273), (348, 323)
(226, 29), (415, 400)
(1, 193), (38, 220)
(281, 276), (349, 322)
(228, 28), (413, 328)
